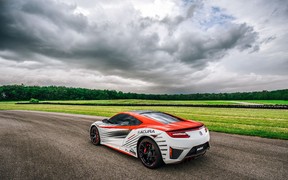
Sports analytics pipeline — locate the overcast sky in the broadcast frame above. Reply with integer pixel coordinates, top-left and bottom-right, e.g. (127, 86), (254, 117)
(0, 0), (287, 94)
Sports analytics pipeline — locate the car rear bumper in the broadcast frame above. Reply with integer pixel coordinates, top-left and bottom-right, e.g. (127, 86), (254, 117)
(159, 127), (210, 164)
(185, 142), (210, 158)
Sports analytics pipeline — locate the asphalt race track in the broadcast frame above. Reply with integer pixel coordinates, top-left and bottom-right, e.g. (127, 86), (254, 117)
(0, 110), (287, 180)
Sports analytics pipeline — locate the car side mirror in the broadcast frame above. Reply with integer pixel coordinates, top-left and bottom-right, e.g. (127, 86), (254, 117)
(102, 119), (109, 123)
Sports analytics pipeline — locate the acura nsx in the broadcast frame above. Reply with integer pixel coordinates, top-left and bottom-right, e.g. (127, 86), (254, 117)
(90, 110), (210, 168)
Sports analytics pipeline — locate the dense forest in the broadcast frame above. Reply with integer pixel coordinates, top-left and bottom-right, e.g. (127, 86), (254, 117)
(0, 85), (287, 101)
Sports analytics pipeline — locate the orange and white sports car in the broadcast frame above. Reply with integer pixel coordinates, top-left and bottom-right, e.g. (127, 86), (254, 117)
(90, 110), (210, 168)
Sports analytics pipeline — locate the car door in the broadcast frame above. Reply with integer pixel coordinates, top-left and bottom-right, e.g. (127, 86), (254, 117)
(101, 114), (134, 148)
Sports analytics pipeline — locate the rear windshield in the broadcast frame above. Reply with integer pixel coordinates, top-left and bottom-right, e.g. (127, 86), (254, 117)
(142, 112), (182, 124)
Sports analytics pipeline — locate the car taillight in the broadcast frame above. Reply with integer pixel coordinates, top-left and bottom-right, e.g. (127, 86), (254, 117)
(166, 130), (190, 138)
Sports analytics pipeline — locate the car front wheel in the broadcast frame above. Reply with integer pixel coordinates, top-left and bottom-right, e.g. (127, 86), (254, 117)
(90, 126), (100, 145)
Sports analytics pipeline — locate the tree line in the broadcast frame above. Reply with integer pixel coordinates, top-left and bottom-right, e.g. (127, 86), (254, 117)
(0, 85), (287, 101)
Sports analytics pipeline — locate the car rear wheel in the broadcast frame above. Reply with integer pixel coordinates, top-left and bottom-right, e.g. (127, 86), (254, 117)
(137, 138), (163, 169)
(90, 126), (100, 145)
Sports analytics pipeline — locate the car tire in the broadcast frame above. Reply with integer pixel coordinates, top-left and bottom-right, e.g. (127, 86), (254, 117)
(137, 138), (163, 169)
(90, 126), (100, 145)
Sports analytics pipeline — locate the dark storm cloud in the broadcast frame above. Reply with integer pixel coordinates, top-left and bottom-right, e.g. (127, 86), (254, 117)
(0, 0), (88, 60)
(0, 0), (286, 93)
(175, 23), (258, 67)
(0, 0), (257, 67)
(0, 0), (159, 72)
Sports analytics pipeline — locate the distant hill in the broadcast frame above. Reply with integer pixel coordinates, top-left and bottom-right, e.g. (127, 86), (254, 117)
(0, 85), (287, 101)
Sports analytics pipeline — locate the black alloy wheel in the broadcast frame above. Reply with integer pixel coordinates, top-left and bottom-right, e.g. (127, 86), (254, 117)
(90, 126), (100, 145)
(138, 138), (163, 169)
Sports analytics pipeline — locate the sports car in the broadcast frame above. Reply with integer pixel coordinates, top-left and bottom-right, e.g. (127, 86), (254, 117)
(90, 110), (210, 168)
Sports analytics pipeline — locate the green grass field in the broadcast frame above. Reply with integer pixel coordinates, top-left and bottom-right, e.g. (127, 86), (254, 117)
(242, 100), (288, 105)
(40, 99), (288, 105)
(41, 99), (237, 105)
(1, 100), (287, 140)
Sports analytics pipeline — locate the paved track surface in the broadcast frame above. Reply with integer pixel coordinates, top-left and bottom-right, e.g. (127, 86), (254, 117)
(0, 110), (287, 180)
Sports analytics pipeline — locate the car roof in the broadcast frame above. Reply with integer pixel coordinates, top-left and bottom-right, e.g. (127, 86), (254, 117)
(121, 110), (164, 125)
(126, 110), (185, 125)
(127, 110), (161, 115)
(120, 111), (202, 131)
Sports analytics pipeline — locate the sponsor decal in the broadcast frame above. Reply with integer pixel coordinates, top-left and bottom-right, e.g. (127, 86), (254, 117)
(138, 129), (155, 134)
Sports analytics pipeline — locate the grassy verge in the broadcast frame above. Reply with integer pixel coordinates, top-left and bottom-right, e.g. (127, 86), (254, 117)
(242, 100), (288, 105)
(1, 101), (287, 140)
(41, 99), (237, 105)
(41, 99), (288, 105)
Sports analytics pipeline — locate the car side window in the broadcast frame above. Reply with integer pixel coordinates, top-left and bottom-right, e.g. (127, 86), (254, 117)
(109, 114), (142, 126)
(109, 114), (129, 124)
(123, 115), (142, 126)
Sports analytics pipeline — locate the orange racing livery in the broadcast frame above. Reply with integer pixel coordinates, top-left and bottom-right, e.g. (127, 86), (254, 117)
(90, 110), (210, 168)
